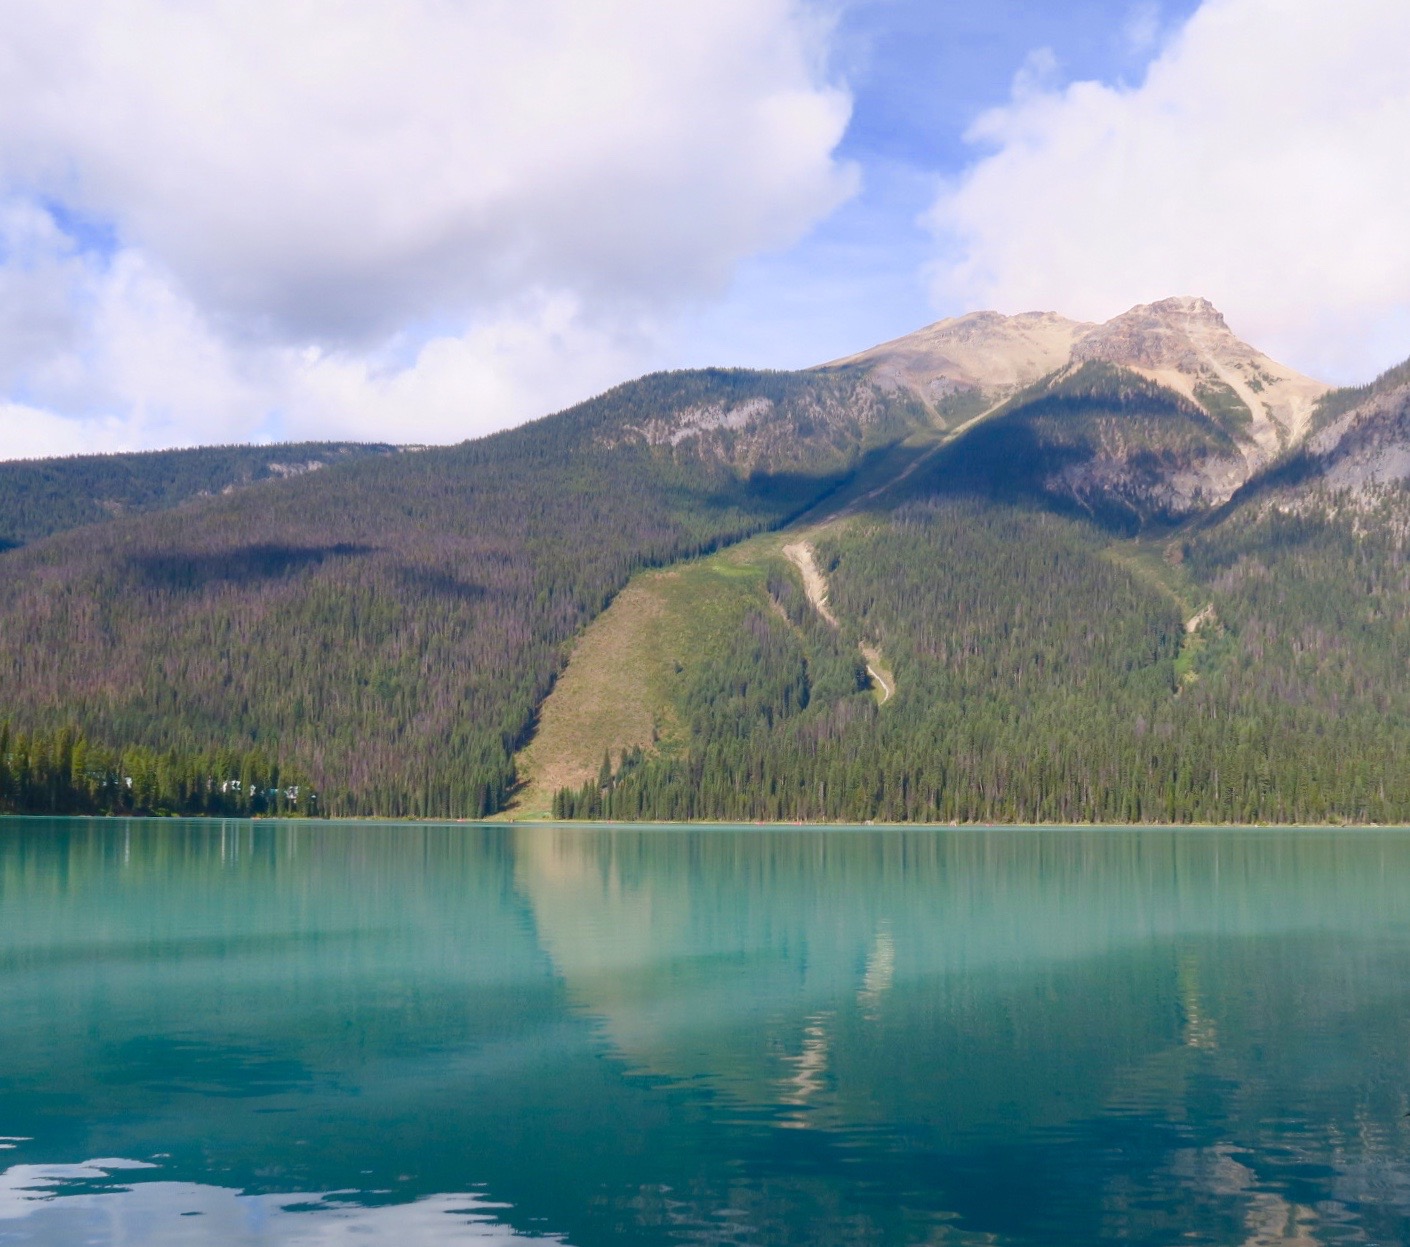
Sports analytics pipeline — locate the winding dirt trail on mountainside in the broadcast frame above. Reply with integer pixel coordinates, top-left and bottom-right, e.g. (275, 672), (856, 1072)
(783, 541), (894, 704)
(860, 644), (893, 705)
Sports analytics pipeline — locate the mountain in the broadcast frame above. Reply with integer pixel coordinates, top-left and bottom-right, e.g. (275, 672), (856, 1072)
(5, 299), (1410, 825)
(822, 297), (1329, 525)
(827, 296), (1327, 453)
(0, 297), (1322, 548)
(1300, 365), (1410, 493)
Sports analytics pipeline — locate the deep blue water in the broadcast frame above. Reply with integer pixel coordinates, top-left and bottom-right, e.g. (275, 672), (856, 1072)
(2, 819), (1409, 1244)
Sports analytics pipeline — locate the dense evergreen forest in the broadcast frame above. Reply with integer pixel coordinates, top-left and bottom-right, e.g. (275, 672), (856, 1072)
(0, 723), (315, 816)
(561, 488), (1410, 824)
(0, 369), (896, 818)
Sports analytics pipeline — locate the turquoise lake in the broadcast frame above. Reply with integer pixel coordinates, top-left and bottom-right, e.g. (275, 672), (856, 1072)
(2, 819), (1410, 1244)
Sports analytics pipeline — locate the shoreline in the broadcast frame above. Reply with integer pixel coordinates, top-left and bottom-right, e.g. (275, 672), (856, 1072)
(3, 812), (1406, 832)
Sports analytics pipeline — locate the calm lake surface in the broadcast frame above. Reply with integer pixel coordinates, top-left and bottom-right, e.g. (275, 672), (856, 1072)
(2, 820), (1410, 1245)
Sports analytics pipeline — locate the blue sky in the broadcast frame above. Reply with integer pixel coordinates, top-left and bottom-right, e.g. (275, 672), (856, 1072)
(0, 0), (1405, 456)
(683, 0), (1204, 370)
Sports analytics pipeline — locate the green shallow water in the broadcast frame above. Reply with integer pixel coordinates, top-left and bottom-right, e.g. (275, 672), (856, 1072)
(2, 819), (1410, 1245)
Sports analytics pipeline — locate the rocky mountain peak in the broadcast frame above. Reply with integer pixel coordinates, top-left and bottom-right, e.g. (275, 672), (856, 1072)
(830, 296), (1330, 460)
(1071, 297), (1328, 458)
(1072, 297), (1236, 370)
(1148, 294), (1227, 323)
(823, 309), (1095, 418)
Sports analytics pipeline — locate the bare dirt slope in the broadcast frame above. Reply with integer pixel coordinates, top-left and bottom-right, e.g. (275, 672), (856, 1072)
(781, 541), (839, 626)
(860, 643), (894, 705)
(508, 549), (778, 819)
(785, 539), (895, 704)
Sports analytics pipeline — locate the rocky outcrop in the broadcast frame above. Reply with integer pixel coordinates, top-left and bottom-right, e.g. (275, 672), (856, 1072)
(603, 370), (904, 478)
(1072, 296), (1231, 372)
(1046, 445), (1248, 519)
(1072, 297), (1328, 463)
(1306, 380), (1410, 494)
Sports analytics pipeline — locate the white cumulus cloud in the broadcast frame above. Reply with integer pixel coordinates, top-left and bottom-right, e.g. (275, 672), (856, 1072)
(0, 0), (854, 457)
(927, 0), (1410, 385)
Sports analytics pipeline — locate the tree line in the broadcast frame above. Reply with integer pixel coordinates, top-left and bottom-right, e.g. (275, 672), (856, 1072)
(0, 722), (317, 817)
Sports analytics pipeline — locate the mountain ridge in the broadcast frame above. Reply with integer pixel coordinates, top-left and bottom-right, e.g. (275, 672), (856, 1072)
(5, 298), (1410, 823)
(0, 294), (1345, 549)
(828, 296), (1327, 454)
(825, 309), (1092, 412)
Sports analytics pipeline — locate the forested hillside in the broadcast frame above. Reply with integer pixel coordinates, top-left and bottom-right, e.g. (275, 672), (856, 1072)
(563, 486), (1410, 824)
(0, 368), (902, 817)
(6, 314), (1410, 826)
(552, 354), (1410, 825)
(0, 441), (398, 549)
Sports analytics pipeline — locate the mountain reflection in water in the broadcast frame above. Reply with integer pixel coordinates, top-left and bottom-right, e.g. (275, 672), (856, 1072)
(2, 820), (1409, 1245)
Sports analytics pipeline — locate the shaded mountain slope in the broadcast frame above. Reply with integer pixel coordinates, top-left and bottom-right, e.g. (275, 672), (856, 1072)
(1306, 355), (1410, 437)
(873, 362), (1244, 533)
(1071, 296), (1327, 459)
(1304, 371), (1410, 494)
